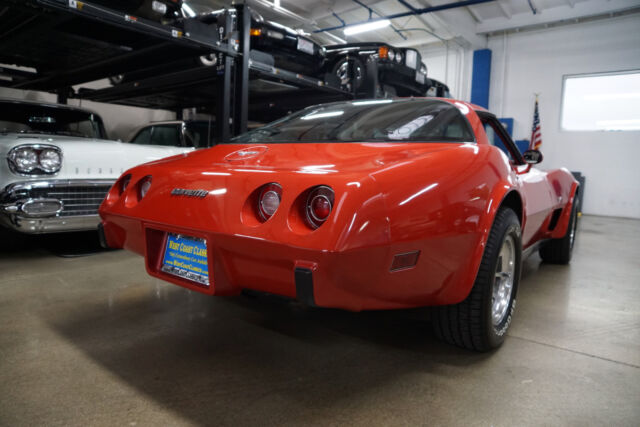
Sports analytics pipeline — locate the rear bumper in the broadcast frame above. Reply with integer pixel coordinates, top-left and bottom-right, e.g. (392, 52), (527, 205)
(101, 216), (478, 311)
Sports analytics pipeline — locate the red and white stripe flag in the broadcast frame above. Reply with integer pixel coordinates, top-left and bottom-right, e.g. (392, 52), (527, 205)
(530, 96), (542, 150)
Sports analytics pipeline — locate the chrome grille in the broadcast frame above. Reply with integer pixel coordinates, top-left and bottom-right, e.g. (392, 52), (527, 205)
(32, 186), (112, 216)
(3, 180), (114, 217)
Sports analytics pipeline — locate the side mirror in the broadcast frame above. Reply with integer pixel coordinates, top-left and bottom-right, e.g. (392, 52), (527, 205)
(523, 149), (543, 165)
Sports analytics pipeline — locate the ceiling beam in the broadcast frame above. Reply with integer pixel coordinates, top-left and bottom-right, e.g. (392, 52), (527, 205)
(310, 0), (389, 23)
(497, 0), (512, 19)
(466, 6), (484, 22)
(396, 0), (443, 36)
(528, 0), (540, 15)
(477, 0), (640, 33)
(413, 0), (488, 48)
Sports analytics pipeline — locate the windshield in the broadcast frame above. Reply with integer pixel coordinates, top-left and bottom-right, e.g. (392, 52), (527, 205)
(232, 99), (474, 144)
(0, 102), (107, 139)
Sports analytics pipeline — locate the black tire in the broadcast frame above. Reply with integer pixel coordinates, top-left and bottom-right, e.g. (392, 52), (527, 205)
(331, 57), (364, 92)
(539, 194), (579, 264)
(432, 207), (522, 351)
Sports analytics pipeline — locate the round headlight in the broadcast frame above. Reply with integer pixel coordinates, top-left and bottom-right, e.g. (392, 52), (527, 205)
(395, 51), (403, 63)
(388, 49), (395, 61)
(39, 149), (62, 173)
(11, 147), (38, 173)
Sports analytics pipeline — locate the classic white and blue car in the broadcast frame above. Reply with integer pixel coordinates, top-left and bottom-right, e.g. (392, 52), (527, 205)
(0, 99), (192, 234)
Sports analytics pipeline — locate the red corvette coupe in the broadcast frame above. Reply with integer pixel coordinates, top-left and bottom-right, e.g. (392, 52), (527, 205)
(99, 98), (579, 351)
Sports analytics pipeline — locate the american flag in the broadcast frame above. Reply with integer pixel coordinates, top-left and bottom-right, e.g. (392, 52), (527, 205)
(530, 97), (542, 150)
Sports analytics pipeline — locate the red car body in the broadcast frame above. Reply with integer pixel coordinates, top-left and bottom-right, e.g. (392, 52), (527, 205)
(99, 99), (578, 312)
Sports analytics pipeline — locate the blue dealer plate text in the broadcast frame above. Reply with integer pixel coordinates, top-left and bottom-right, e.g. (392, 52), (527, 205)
(161, 234), (209, 286)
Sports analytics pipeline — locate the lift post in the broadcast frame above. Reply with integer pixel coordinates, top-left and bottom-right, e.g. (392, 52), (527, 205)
(233, 4), (251, 136)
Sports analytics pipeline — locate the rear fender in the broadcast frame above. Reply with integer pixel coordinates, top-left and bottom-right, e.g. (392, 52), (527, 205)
(449, 185), (523, 303)
(551, 178), (579, 239)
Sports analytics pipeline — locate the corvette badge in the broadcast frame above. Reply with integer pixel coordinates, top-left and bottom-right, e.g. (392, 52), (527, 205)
(171, 189), (208, 198)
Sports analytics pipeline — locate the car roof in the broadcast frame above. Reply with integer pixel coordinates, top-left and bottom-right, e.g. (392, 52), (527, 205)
(298, 97), (487, 113)
(0, 97), (101, 116)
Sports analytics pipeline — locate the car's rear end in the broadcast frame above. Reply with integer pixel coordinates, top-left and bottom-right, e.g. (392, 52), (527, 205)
(100, 98), (491, 310)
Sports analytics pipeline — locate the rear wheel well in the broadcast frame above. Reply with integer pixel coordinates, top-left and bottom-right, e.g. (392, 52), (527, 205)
(500, 191), (523, 225)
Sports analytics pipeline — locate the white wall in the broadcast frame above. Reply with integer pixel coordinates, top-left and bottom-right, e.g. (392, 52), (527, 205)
(418, 43), (473, 101)
(0, 83), (175, 141)
(487, 14), (640, 219)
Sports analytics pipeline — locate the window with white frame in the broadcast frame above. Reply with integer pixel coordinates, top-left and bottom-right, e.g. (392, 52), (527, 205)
(561, 70), (640, 131)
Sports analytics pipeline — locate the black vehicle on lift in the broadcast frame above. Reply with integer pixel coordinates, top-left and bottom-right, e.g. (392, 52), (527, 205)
(108, 4), (327, 85)
(322, 43), (428, 96)
(194, 6), (326, 76)
(426, 78), (452, 98)
(91, 0), (183, 24)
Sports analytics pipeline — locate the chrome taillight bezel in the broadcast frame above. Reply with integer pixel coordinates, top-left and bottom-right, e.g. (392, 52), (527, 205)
(257, 183), (282, 222)
(305, 185), (334, 229)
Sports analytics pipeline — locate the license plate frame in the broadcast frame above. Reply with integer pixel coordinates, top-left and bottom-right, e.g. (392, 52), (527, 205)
(297, 37), (314, 55)
(161, 233), (209, 286)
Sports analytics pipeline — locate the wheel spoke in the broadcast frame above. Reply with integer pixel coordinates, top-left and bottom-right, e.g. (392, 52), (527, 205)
(492, 234), (516, 326)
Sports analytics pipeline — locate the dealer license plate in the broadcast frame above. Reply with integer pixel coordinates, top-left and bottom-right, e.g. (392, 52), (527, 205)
(297, 37), (314, 55)
(161, 233), (209, 286)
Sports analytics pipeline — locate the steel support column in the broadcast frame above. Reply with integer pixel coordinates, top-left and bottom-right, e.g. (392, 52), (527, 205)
(233, 4), (250, 136)
(215, 55), (232, 142)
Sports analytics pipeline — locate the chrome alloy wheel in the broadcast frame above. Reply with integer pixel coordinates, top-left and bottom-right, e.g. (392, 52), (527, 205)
(492, 234), (516, 326)
(569, 198), (579, 249)
(336, 61), (362, 88)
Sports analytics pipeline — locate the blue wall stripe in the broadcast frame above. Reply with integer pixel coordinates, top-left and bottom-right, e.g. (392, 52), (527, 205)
(471, 49), (492, 108)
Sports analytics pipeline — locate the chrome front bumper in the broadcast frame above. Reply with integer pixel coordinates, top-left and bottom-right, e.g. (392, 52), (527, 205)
(1, 179), (114, 234)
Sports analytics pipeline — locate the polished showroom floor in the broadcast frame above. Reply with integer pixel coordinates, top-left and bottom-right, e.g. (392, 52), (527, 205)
(0, 215), (638, 426)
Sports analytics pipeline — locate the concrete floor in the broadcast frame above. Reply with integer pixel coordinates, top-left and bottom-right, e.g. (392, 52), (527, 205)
(0, 215), (638, 426)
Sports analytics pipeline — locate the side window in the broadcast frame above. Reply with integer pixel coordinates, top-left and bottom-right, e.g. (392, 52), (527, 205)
(483, 119), (514, 160)
(150, 125), (180, 147)
(131, 127), (151, 144)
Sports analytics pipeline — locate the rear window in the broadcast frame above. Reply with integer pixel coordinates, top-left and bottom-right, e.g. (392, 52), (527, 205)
(232, 99), (474, 144)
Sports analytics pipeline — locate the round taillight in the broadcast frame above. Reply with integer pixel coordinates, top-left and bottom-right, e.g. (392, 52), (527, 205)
(139, 176), (152, 199)
(258, 183), (282, 221)
(306, 186), (334, 229)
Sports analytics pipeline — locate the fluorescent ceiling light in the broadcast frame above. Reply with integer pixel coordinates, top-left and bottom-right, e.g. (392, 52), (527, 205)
(344, 19), (390, 35)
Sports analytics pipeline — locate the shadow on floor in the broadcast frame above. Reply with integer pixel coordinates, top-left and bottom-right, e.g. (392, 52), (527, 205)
(42, 240), (547, 424)
(46, 284), (500, 425)
(0, 228), (108, 257)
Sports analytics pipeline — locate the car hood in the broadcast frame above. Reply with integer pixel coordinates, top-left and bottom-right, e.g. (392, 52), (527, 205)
(0, 133), (191, 181)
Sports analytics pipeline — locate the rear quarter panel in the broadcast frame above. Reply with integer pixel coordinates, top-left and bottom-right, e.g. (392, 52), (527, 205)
(367, 143), (520, 306)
